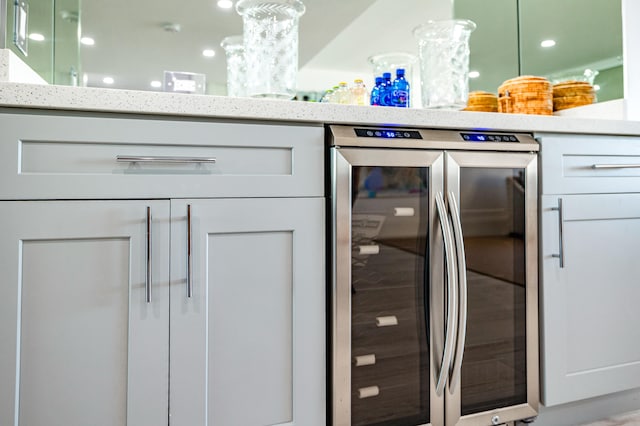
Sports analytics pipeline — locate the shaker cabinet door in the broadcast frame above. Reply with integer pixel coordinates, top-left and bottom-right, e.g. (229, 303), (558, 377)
(0, 200), (170, 426)
(541, 194), (640, 405)
(169, 197), (325, 426)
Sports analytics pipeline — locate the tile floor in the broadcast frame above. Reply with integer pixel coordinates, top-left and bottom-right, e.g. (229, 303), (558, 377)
(582, 410), (640, 426)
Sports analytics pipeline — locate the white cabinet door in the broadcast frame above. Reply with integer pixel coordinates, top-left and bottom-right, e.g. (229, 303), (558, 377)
(170, 198), (325, 426)
(0, 201), (170, 426)
(540, 194), (640, 406)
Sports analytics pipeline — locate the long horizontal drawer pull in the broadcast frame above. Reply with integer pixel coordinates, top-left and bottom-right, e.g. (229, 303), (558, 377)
(354, 354), (376, 367)
(358, 386), (380, 399)
(117, 155), (217, 164)
(376, 315), (398, 327)
(592, 164), (640, 169)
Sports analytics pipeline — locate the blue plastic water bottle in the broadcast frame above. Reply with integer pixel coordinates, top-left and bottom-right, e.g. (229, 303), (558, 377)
(380, 72), (393, 106)
(392, 68), (410, 108)
(370, 77), (383, 106)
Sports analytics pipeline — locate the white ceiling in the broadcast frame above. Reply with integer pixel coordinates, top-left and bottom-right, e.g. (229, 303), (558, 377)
(79, 0), (623, 95)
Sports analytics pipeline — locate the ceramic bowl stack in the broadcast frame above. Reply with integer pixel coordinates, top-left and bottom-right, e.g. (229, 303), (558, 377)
(463, 91), (498, 112)
(552, 81), (596, 111)
(497, 75), (553, 115)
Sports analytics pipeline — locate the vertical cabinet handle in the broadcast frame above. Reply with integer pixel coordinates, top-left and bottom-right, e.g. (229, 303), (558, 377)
(447, 192), (468, 392)
(551, 198), (565, 268)
(435, 192), (458, 397)
(146, 206), (152, 303)
(187, 204), (193, 298)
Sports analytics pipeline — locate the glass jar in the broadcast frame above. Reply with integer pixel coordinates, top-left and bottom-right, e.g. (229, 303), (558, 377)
(368, 52), (419, 107)
(220, 35), (247, 97)
(236, 0), (306, 99)
(413, 19), (476, 109)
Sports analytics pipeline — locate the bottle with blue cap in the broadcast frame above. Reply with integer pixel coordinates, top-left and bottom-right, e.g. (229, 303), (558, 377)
(379, 72), (393, 106)
(392, 68), (410, 108)
(370, 77), (383, 106)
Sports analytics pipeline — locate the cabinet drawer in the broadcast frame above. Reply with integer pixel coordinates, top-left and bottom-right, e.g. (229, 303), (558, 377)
(538, 133), (640, 194)
(0, 111), (324, 199)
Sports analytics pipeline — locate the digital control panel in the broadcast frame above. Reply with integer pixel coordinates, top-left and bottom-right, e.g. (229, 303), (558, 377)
(355, 128), (423, 139)
(353, 128), (522, 143)
(460, 132), (520, 142)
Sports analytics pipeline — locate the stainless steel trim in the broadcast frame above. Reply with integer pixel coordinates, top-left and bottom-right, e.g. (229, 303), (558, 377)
(447, 191), (468, 393)
(116, 155), (217, 164)
(187, 204), (193, 298)
(146, 206), (152, 303)
(444, 151), (539, 426)
(331, 149), (353, 426)
(332, 147), (445, 426)
(328, 125), (539, 152)
(551, 198), (565, 268)
(435, 192), (458, 397)
(592, 164), (640, 169)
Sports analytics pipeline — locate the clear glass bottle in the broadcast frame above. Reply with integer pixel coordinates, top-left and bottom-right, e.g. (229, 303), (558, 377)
(350, 79), (369, 106)
(335, 81), (351, 104)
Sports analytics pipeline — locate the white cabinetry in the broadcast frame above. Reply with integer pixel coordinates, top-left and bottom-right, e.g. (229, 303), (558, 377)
(0, 111), (325, 426)
(0, 201), (170, 426)
(539, 133), (640, 406)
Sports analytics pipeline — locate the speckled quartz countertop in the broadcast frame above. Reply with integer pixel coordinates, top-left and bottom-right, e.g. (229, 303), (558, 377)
(2, 82), (640, 136)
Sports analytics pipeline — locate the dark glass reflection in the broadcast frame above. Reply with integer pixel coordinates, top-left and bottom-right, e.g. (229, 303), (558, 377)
(350, 166), (430, 426)
(459, 168), (527, 415)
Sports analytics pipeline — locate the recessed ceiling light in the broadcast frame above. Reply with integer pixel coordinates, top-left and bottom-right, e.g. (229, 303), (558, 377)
(150, 80), (162, 88)
(80, 37), (95, 46)
(541, 39), (556, 48)
(103, 77), (114, 85)
(217, 0), (233, 9)
(28, 33), (45, 41)
(469, 70), (480, 79)
(202, 49), (216, 58)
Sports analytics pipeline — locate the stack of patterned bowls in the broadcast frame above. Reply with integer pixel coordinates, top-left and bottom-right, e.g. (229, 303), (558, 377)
(552, 81), (596, 111)
(498, 75), (553, 115)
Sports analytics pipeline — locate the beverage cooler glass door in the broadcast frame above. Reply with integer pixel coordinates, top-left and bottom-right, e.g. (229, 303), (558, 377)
(331, 148), (446, 426)
(444, 152), (539, 426)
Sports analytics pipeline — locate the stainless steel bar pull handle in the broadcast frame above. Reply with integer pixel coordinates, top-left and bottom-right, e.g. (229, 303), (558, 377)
(435, 192), (458, 397)
(551, 198), (565, 268)
(117, 155), (217, 164)
(592, 164), (640, 169)
(187, 204), (193, 298)
(146, 206), (152, 303)
(447, 192), (468, 393)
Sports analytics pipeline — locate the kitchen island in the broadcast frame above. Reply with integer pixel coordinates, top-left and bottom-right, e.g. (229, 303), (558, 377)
(1, 82), (640, 426)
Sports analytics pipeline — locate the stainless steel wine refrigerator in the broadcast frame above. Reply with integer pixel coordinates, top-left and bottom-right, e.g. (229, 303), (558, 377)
(329, 125), (539, 426)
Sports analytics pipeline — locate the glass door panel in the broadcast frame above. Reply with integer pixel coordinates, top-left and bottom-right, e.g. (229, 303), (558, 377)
(350, 166), (430, 426)
(458, 166), (528, 415)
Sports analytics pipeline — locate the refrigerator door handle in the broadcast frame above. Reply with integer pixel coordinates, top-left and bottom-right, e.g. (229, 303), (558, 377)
(435, 192), (458, 397)
(447, 191), (468, 392)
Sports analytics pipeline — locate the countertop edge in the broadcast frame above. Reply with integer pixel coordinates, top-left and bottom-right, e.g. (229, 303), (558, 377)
(2, 82), (640, 136)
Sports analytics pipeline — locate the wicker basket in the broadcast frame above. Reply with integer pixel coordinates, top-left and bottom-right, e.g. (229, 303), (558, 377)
(464, 91), (498, 112)
(498, 75), (553, 115)
(552, 80), (596, 111)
